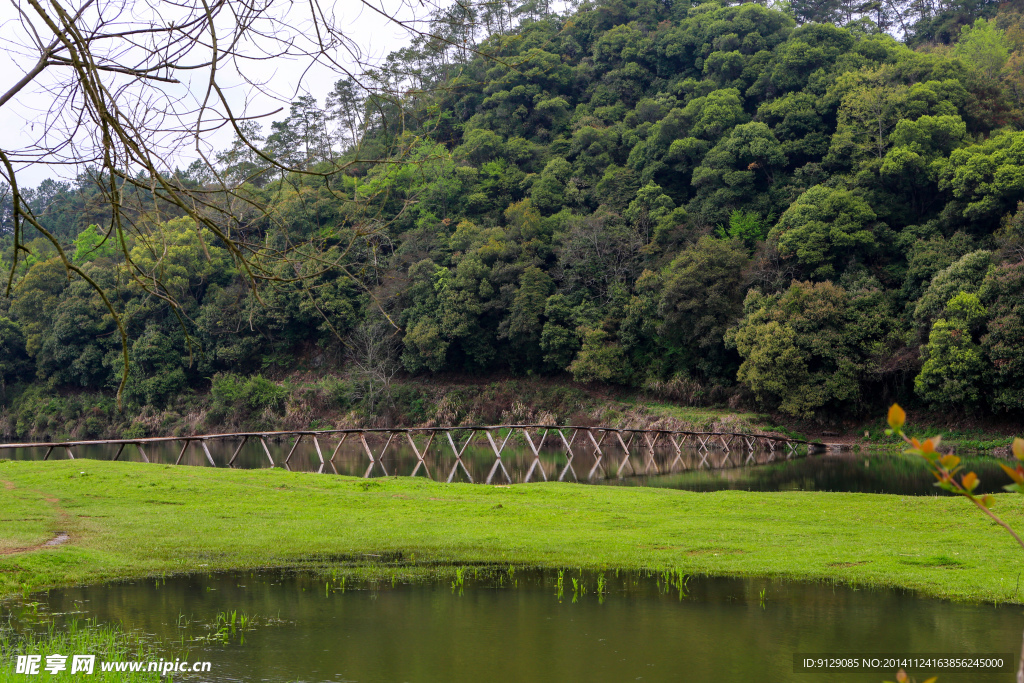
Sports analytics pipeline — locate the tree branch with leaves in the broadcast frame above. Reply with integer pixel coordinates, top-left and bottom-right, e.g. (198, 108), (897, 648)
(885, 403), (1024, 683)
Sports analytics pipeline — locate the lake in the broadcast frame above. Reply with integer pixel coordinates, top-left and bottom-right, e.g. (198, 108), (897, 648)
(3, 569), (1020, 683)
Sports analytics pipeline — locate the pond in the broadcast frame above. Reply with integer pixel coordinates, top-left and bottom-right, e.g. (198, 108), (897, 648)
(3, 569), (1020, 683)
(1, 437), (1012, 495)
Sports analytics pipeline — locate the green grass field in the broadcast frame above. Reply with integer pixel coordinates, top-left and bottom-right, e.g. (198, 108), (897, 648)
(2, 459), (1024, 603)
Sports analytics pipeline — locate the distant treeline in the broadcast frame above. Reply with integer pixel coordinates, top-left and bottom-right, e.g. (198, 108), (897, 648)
(1, 0), (1023, 424)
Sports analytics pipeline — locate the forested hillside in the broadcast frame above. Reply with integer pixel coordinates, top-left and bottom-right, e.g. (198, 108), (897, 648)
(2, 0), (1023, 436)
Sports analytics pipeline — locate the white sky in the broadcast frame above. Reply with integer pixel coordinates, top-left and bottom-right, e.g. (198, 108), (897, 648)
(0, 0), (426, 187)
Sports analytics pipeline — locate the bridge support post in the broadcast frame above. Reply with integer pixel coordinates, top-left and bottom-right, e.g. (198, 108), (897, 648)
(174, 440), (190, 465)
(484, 429), (514, 484)
(260, 436), (276, 467)
(360, 432), (394, 478)
(615, 431), (636, 478)
(521, 428), (549, 483)
(643, 432), (661, 475)
(407, 431), (434, 479)
(313, 436), (325, 473)
(200, 440), (216, 467)
(668, 434), (687, 472)
(228, 436), (248, 468)
(284, 434), (304, 467)
(328, 433), (348, 474)
(586, 429), (608, 480)
(557, 429), (579, 482)
(445, 430), (475, 483)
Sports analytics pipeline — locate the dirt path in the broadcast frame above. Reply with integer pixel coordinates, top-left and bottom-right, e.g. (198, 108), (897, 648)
(0, 533), (70, 556)
(0, 476), (72, 555)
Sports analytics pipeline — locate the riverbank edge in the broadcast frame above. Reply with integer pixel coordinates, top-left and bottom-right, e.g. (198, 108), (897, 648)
(3, 459), (1024, 605)
(2, 375), (1020, 456)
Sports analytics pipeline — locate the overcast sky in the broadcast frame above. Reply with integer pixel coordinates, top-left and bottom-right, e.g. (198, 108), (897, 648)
(0, 0), (427, 187)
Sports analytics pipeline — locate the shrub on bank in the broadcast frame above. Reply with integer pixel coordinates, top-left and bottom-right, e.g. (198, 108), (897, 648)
(208, 373), (287, 424)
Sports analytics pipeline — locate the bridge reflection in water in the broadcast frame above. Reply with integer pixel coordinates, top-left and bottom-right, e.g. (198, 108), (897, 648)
(0, 426), (827, 484)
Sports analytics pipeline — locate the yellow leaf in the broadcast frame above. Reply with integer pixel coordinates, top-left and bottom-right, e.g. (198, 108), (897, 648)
(1013, 437), (1024, 461)
(962, 472), (979, 492)
(923, 678), (938, 683)
(981, 495), (995, 508)
(896, 669), (908, 683)
(921, 436), (941, 454)
(940, 453), (960, 469)
(888, 404), (906, 431)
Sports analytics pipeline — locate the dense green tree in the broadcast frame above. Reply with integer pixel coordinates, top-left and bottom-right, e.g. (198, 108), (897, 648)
(689, 122), (787, 225)
(0, 317), (30, 399)
(71, 224), (116, 264)
(530, 157), (574, 213)
(791, 0), (843, 26)
(623, 181), (677, 242)
(455, 129), (506, 166)
(539, 294), (580, 372)
(37, 272), (117, 388)
(729, 281), (886, 418)
(938, 131), (1024, 226)
(683, 88), (748, 140)
(119, 326), (188, 408)
(770, 185), (879, 280)
(758, 93), (830, 167)
(658, 236), (749, 380)
(953, 18), (1010, 76)
(913, 249), (992, 329)
(827, 72), (910, 167)
(10, 258), (68, 359)
(898, 229), (976, 304)
(502, 266), (554, 369)
(980, 262), (1024, 411)
(569, 326), (628, 383)
(914, 291), (990, 408)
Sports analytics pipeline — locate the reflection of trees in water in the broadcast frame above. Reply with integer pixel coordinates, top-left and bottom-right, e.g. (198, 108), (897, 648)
(640, 453), (1012, 496)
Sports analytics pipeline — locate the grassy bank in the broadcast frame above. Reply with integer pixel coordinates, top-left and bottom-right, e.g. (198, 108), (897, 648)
(0, 376), (781, 444)
(2, 460), (1024, 603)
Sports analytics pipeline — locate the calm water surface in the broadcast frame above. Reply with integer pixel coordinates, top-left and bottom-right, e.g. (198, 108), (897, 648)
(4, 570), (1020, 683)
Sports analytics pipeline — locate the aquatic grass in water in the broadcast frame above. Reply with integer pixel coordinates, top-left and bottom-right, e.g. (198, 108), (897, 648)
(196, 611), (258, 645)
(657, 569), (690, 600)
(451, 567), (466, 595)
(0, 620), (172, 682)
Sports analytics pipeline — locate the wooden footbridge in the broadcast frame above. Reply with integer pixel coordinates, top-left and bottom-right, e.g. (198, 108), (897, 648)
(0, 425), (826, 483)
